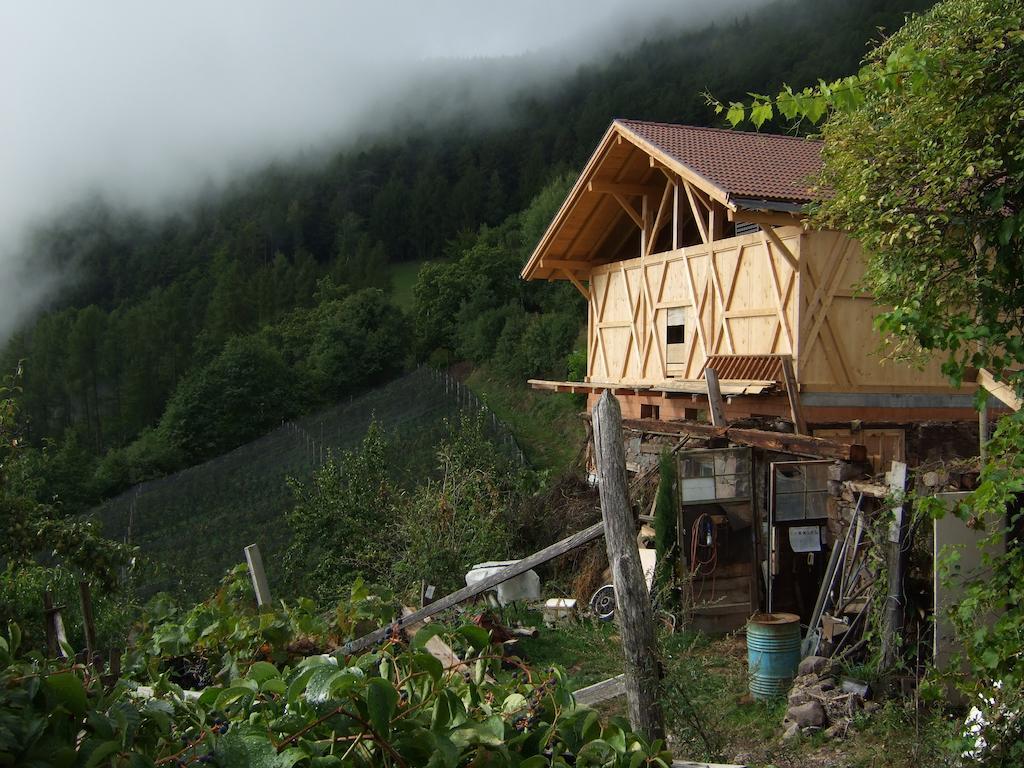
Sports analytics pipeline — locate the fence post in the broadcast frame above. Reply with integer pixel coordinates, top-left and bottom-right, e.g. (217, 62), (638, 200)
(592, 390), (665, 742)
(244, 544), (273, 607)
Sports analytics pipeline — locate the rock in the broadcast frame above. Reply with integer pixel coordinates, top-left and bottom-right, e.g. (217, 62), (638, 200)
(787, 689), (810, 707)
(824, 723), (846, 740)
(782, 721), (801, 741)
(798, 655), (831, 676)
(818, 677), (837, 692)
(863, 700), (881, 713)
(787, 701), (827, 729)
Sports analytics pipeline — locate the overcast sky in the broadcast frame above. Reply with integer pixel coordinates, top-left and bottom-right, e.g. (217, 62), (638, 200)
(0, 0), (760, 340)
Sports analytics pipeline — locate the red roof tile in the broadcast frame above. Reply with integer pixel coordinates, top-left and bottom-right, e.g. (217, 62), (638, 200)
(616, 119), (823, 204)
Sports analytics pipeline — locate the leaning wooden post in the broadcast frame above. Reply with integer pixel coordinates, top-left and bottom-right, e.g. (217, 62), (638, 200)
(244, 544), (273, 607)
(592, 390), (665, 742)
(78, 580), (98, 663)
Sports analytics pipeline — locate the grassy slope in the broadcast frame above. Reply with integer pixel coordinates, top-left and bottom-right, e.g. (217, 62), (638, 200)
(389, 260), (433, 312)
(465, 365), (586, 473)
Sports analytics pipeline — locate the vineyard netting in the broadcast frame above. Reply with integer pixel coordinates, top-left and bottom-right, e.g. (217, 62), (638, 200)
(91, 367), (523, 598)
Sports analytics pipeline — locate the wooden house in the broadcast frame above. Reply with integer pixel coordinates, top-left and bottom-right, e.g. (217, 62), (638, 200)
(522, 119), (979, 439)
(522, 120), (986, 631)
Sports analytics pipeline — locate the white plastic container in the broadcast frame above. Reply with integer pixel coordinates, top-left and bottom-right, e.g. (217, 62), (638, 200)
(465, 560), (541, 606)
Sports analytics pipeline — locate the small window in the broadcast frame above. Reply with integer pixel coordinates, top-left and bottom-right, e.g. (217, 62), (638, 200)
(666, 307), (686, 345)
(771, 461), (831, 521)
(640, 403), (661, 420)
(678, 447), (752, 504)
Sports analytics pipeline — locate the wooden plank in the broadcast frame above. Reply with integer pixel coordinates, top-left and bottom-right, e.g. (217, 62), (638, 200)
(593, 391), (664, 741)
(705, 368), (727, 427)
(245, 544), (273, 607)
(560, 268), (590, 300)
(881, 461), (908, 670)
(573, 674), (627, 706)
(589, 181), (663, 196)
(978, 368), (1022, 411)
(342, 522), (606, 655)
(779, 356), (807, 434)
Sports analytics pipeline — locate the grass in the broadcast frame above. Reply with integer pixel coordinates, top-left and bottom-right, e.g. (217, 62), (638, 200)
(466, 365), (585, 473)
(389, 260), (432, 312)
(511, 619), (961, 767)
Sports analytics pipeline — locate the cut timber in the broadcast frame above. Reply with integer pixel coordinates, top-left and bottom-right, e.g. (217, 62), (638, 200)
(619, 418), (866, 462)
(573, 674), (627, 706)
(845, 480), (889, 498)
(342, 521), (605, 655)
(978, 368), (1022, 411)
(400, 607), (464, 671)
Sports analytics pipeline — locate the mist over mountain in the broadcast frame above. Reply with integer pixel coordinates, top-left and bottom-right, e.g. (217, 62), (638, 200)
(0, 0), (765, 340)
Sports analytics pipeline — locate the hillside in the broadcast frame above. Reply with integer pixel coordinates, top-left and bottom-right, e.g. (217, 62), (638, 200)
(0, 0), (936, 515)
(93, 367), (526, 598)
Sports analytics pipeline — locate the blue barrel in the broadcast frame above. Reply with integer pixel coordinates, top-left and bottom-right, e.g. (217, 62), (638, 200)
(747, 612), (802, 700)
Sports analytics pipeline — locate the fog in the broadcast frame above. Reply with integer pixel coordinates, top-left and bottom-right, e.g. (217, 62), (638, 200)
(1, 0), (761, 340)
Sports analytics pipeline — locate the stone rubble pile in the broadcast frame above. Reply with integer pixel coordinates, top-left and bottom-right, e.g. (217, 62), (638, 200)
(781, 655), (878, 741)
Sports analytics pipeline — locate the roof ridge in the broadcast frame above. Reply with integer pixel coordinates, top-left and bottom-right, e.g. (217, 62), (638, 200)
(613, 118), (822, 144)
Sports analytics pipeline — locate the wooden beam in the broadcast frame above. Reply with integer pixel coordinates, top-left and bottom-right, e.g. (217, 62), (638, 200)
(729, 210), (803, 228)
(342, 521), (606, 655)
(560, 268), (590, 300)
(619, 417), (866, 462)
(760, 226), (799, 272)
(613, 193), (645, 230)
(574, 674), (627, 706)
(705, 368), (727, 427)
(644, 180), (674, 258)
(592, 391), (664, 741)
(244, 544), (273, 607)
(589, 180), (664, 196)
(779, 355), (807, 434)
(682, 181), (710, 246)
(977, 368), (1022, 411)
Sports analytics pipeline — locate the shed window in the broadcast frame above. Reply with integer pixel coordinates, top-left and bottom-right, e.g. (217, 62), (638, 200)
(678, 447), (752, 504)
(666, 307), (686, 345)
(771, 461), (830, 521)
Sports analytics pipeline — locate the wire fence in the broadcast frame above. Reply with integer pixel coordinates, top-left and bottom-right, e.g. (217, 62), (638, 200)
(91, 367), (523, 598)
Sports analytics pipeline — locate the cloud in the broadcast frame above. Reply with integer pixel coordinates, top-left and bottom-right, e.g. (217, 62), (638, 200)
(0, 0), (759, 340)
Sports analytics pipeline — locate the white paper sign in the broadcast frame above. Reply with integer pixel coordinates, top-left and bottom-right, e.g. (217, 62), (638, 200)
(789, 525), (822, 553)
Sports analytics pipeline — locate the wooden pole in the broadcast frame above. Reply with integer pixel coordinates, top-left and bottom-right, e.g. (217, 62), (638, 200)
(592, 390), (665, 742)
(704, 368), (727, 427)
(78, 581), (97, 662)
(244, 544), (273, 607)
(880, 461), (908, 671)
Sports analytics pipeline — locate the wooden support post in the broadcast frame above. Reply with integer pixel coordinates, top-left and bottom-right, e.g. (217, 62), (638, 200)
(78, 581), (97, 662)
(779, 355), (807, 434)
(704, 368), (727, 427)
(880, 461), (908, 671)
(592, 391), (664, 742)
(244, 544), (273, 607)
(42, 590), (69, 658)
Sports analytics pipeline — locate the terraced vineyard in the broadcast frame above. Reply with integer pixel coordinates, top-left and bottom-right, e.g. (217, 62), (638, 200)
(92, 367), (522, 598)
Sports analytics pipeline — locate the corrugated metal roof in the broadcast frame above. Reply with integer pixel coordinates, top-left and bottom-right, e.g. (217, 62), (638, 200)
(616, 119), (823, 204)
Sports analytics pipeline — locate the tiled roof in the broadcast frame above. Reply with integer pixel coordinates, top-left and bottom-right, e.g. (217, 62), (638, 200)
(616, 119), (823, 204)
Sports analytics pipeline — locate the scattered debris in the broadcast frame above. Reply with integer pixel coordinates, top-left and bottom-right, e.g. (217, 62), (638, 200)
(780, 658), (871, 741)
(543, 598), (577, 627)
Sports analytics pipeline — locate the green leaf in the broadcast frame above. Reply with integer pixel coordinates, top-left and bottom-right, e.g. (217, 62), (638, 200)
(577, 739), (615, 766)
(367, 677), (399, 735)
(726, 103), (745, 127)
(502, 693), (528, 715)
(305, 666), (359, 706)
(450, 715), (505, 747)
(45, 672), (87, 715)
(412, 652), (444, 682)
(84, 741), (122, 768)
(216, 686), (256, 710)
(456, 624), (491, 651)
(246, 661), (280, 684)
(411, 624), (445, 650)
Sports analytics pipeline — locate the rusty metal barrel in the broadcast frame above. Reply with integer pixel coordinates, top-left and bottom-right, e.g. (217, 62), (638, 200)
(747, 612), (802, 699)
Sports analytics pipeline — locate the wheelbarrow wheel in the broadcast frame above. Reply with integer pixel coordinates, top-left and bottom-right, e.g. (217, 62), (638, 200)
(589, 584), (616, 621)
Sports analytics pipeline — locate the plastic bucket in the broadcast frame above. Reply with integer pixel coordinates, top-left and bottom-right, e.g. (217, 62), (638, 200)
(747, 612), (802, 700)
